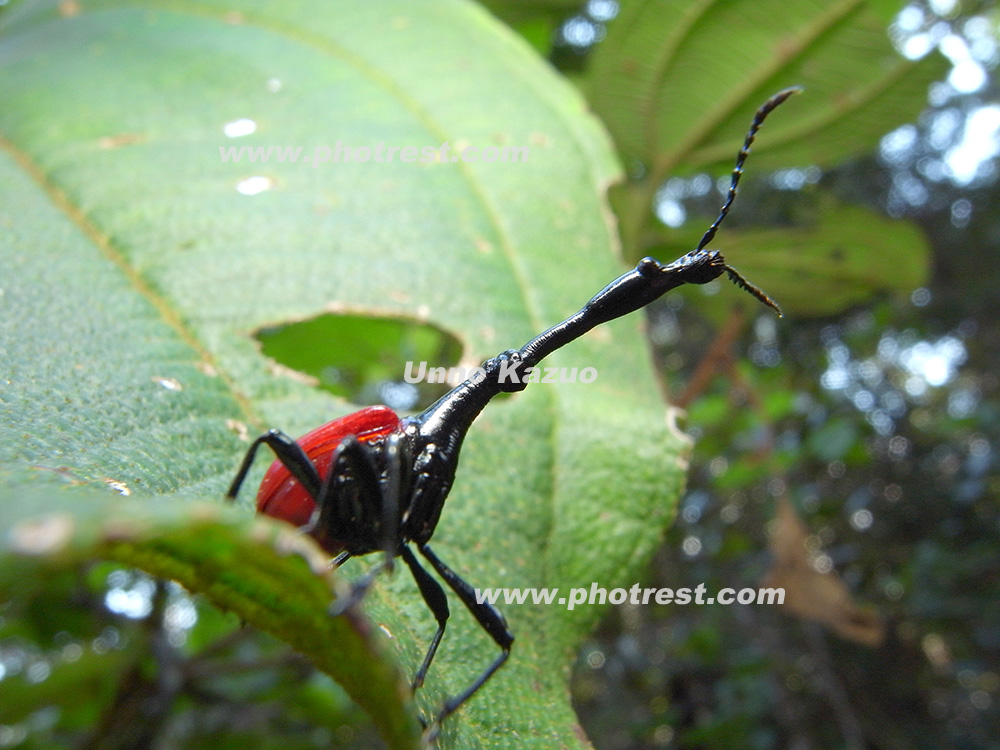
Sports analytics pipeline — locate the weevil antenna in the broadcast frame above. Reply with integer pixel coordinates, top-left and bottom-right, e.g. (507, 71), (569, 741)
(724, 265), (782, 317)
(695, 87), (801, 253)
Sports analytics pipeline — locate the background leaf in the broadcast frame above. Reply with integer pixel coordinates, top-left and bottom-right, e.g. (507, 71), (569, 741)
(582, 0), (944, 307)
(652, 201), (932, 318)
(585, 0), (946, 175)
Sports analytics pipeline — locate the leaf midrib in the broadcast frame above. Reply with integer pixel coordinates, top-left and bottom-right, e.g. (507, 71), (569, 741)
(647, 0), (867, 185)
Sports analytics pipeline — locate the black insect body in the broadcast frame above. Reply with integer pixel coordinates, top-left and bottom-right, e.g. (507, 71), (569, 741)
(228, 87), (799, 732)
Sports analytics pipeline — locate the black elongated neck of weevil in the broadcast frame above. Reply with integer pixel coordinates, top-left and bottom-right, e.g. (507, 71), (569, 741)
(519, 251), (725, 367)
(407, 349), (523, 453)
(408, 250), (725, 450)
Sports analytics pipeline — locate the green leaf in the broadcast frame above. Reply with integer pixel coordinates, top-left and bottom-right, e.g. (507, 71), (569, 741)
(583, 0), (948, 259)
(653, 200), (932, 318)
(0, 471), (418, 746)
(585, 0), (948, 174)
(0, 1), (686, 748)
(476, 0), (580, 36)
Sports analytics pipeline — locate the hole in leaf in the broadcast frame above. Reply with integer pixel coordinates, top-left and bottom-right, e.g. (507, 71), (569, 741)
(256, 313), (463, 412)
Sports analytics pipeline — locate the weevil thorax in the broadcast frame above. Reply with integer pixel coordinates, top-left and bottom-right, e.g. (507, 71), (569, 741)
(397, 349), (524, 543)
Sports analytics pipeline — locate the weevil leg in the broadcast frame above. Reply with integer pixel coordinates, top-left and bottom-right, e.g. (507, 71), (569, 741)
(226, 429), (322, 501)
(417, 543), (513, 730)
(322, 435), (400, 614)
(400, 545), (450, 692)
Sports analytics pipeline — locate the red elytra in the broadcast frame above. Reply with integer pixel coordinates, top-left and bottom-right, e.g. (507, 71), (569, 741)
(255, 405), (401, 549)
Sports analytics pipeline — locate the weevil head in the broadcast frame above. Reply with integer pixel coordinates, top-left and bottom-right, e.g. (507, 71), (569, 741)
(661, 249), (728, 286)
(658, 250), (781, 316)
